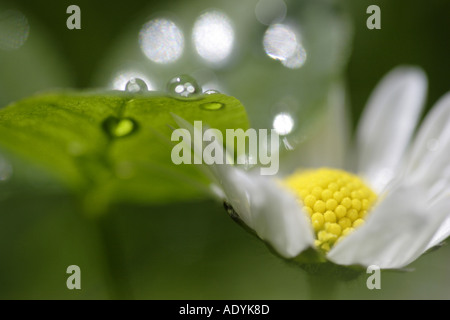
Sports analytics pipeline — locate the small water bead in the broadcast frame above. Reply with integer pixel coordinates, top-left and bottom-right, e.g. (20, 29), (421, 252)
(200, 102), (224, 111)
(102, 116), (138, 138)
(125, 78), (148, 93)
(167, 75), (202, 100)
(203, 89), (220, 95)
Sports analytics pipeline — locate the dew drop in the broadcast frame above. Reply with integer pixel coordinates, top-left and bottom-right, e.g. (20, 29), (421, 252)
(200, 102), (224, 111)
(125, 78), (148, 93)
(102, 116), (138, 138)
(167, 75), (202, 100)
(204, 89), (220, 95)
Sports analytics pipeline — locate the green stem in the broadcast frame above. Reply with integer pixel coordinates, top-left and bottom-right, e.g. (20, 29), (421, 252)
(94, 214), (133, 300)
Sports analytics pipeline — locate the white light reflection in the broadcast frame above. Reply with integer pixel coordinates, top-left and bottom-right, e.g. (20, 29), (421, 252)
(111, 71), (154, 91)
(255, 0), (287, 25)
(282, 46), (307, 69)
(193, 10), (234, 65)
(0, 10), (29, 51)
(139, 18), (184, 64)
(263, 24), (307, 69)
(273, 112), (294, 136)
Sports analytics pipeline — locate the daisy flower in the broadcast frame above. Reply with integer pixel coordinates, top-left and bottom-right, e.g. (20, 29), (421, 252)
(174, 67), (450, 271)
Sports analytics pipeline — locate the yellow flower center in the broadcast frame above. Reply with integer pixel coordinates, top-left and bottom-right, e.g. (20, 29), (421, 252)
(283, 168), (377, 252)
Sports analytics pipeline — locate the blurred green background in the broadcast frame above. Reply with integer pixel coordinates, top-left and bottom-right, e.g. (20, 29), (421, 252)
(0, 0), (449, 299)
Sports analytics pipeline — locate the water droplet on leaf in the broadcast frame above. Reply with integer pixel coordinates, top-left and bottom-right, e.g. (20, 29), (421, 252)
(125, 78), (148, 93)
(204, 89), (220, 95)
(200, 102), (224, 111)
(103, 116), (138, 138)
(167, 75), (201, 100)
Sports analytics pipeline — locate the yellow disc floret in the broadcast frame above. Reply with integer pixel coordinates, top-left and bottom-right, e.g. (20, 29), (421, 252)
(283, 168), (377, 252)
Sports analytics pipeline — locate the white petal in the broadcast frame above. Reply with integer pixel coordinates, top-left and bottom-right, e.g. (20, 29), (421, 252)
(356, 67), (427, 192)
(219, 168), (315, 258)
(327, 186), (450, 269)
(171, 113), (314, 258)
(404, 92), (450, 192)
(426, 212), (450, 250)
(402, 93), (450, 249)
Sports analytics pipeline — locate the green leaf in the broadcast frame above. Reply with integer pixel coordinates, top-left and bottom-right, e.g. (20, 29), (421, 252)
(0, 91), (249, 214)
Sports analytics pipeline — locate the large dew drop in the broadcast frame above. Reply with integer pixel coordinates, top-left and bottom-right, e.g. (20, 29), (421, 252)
(167, 75), (202, 100)
(125, 78), (148, 93)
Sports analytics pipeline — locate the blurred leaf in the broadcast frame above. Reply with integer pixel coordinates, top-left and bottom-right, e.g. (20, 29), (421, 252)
(0, 91), (249, 213)
(0, 191), (110, 299)
(0, 6), (72, 108)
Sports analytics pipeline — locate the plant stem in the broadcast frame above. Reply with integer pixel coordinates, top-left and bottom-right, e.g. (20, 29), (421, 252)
(94, 214), (133, 300)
